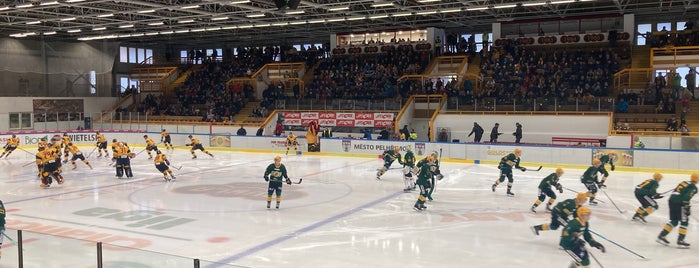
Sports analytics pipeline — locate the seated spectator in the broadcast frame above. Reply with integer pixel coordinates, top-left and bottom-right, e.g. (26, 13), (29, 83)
(237, 125), (247, 136)
(680, 124), (691, 136)
(666, 115), (678, 131)
(617, 99), (629, 113)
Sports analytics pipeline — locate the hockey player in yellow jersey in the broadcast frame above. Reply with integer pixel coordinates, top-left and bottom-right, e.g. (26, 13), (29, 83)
(110, 139), (120, 165)
(186, 135), (213, 159)
(143, 135), (158, 159)
(114, 142), (134, 178)
(285, 132), (298, 155)
(66, 143), (92, 170)
(154, 150), (175, 181)
(161, 129), (173, 151)
(36, 145), (64, 188)
(0, 134), (20, 158)
(61, 132), (71, 158)
(95, 132), (109, 158)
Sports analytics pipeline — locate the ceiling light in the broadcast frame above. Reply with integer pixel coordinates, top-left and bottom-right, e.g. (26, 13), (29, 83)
(550, 0), (574, 3)
(43, 31), (57, 35)
(0, 7), (10, 11)
(523, 2), (547, 6)
(98, 13), (114, 18)
(60, 17), (76, 21)
(138, 9), (156, 14)
(392, 12), (412, 17)
(93, 27), (107, 31)
(369, 14), (388, 19)
(24, 32), (37, 36)
(493, 4), (516, 9)
(222, 25), (237, 29)
(466, 6), (488, 11)
(308, 19), (324, 24)
(328, 6), (349, 11)
(175, 29), (189, 33)
(10, 33), (26, 38)
(17, 4), (34, 8)
(371, 2), (393, 7)
(230, 0), (250, 4)
(441, 8), (461, 13)
(41, 1), (59, 6)
(67, 29), (81, 33)
(191, 28), (206, 32)
(417, 0), (440, 2)
(416, 10), (437, 15)
(239, 25), (253, 28)
(211, 17), (229, 21)
(181, 5), (199, 9)
(272, 22), (288, 26)
(145, 32), (159, 35)
(346, 16), (364, 21)
(161, 30), (174, 34)
(246, 14), (265, 18)
(326, 18), (344, 22)
(66, 0), (86, 2)
(27, 21), (42, 25)
(285, 10), (304, 15)
(119, 24), (133, 28)
(148, 22), (164, 26)
(289, 21), (305, 25)
(178, 19), (195, 23)
(254, 23), (270, 27)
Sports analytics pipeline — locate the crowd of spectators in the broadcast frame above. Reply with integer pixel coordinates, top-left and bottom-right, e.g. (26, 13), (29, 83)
(304, 47), (430, 101)
(478, 43), (628, 106)
(646, 20), (699, 47)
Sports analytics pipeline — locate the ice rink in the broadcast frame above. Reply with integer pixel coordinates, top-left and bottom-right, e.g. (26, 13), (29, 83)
(0, 147), (698, 268)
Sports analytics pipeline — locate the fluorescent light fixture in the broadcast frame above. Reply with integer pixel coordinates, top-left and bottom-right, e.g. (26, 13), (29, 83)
(10, 33), (26, 38)
(493, 4), (516, 9)
(175, 29), (189, 33)
(239, 24), (253, 28)
(246, 14), (265, 18)
(328, 6), (349, 11)
(255, 23), (270, 27)
(211, 17), (229, 21)
(17, 4), (33, 8)
(66, 0), (86, 2)
(346, 16), (364, 21)
(41, 1), (59, 6)
(92, 27), (107, 31)
(369, 14), (388, 19)
(67, 29), (81, 33)
(416, 10), (437, 15)
(523, 2), (547, 6)
(272, 22), (288, 26)
(138, 9), (156, 13)
(222, 25), (237, 29)
(178, 19), (195, 23)
(191, 28), (206, 32)
(466, 6), (488, 11)
(181, 5), (199, 9)
(161, 30), (174, 34)
(24, 32), (37, 36)
(550, 0), (574, 3)
(230, 0), (250, 4)
(440, 8), (461, 13)
(148, 22), (164, 26)
(326, 18), (344, 22)
(27, 20), (42, 25)
(118, 24), (133, 28)
(145, 32), (159, 35)
(0, 7), (10, 11)
(289, 21), (305, 25)
(43, 31), (57, 35)
(60, 17), (76, 21)
(308, 19), (324, 24)
(98, 13), (114, 18)
(285, 10), (304, 15)
(371, 2), (393, 7)
(418, 0), (440, 2)
(392, 12), (412, 17)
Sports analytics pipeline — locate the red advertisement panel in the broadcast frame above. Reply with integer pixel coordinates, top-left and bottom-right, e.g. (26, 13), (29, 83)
(373, 120), (394, 128)
(285, 119), (302, 126)
(319, 119), (336, 126)
(300, 112), (318, 119)
(336, 120), (355, 127)
(355, 112), (374, 120)
(374, 113), (394, 120)
(283, 112), (301, 119)
(336, 113), (355, 120)
(319, 112), (336, 119)
(355, 120), (374, 127)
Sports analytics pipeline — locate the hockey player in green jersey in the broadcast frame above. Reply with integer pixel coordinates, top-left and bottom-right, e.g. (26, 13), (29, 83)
(531, 192), (588, 235)
(263, 156), (292, 209)
(580, 159), (602, 205)
(596, 153), (616, 188)
(560, 206), (606, 267)
(632, 172), (664, 223)
(417, 150), (442, 200)
(0, 199), (5, 259)
(413, 155), (434, 211)
(492, 148), (525, 196)
(657, 173), (698, 248)
(377, 146), (403, 180)
(530, 168), (565, 213)
(402, 146), (417, 192)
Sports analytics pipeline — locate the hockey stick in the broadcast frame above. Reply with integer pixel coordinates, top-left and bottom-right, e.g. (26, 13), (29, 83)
(17, 147), (36, 156)
(85, 146), (98, 159)
(561, 186), (606, 204)
(287, 178), (303, 184)
(659, 188), (675, 195)
(22, 160), (37, 167)
(589, 229), (646, 259)
(589, 250), (605, 268)
(522, 165), (543, 171)
(600, 188), (625, 214)
(2, 231), (18, 245)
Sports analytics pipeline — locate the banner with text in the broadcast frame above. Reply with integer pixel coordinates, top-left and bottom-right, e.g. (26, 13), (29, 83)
(282, 112), (394, 128)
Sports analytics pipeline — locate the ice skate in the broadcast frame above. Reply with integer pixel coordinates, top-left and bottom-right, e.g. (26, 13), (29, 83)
(677, 240), (691, 249)
(506, 191), (515, 196)
(530, 206), (536, 213)
(656, 235), (670, 246)
(589, 200), (598, 206)
(267, 201), (271, 209)
(530, 226), (540, 236)
(491, 184), (497, 192)
(413, 204), (423, 211)
(275, 202), (280, 209)
(545, 203), (552, 212)
(631, 214), (647, 223)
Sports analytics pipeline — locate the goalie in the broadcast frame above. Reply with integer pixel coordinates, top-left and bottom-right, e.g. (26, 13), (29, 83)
(114, 142), (134, 178)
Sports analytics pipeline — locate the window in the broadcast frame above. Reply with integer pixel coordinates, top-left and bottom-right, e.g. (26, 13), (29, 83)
(637, 24), (651, 45)
(656, 22), (671, 31)
(137, 48), (145, 63)
(119, 46), (154, 64)
(9, 112), (32, 130)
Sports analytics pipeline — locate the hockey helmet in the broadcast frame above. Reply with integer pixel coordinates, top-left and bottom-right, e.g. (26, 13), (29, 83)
(143, 135), (148, 138)
(555, 168), (564, 176)
(514, 148), (522, 155)
(592, 159), (601, 166)
(691, 173), (699, 183)
(653, 173), (663, 181)
(394, 146), (400, 152)
(188, 135), (193, 138)
(274, 155), (282, 162)
(113, 139), (117, 142)
(576, 192), (589, 203)
(11, 134), (15, 138)
(156, 150), (162, 154)
(577, 206), (591, 216)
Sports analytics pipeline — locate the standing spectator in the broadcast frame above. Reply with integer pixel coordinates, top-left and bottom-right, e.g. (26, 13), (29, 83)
(256, 126), (264, 136)
(237, 125), (247, 136)
(363, 129), (372, 140)
(401, 125), (410, 141)
(0, 198), (5, 254)
(409, 129), (418, 141)
(378, 128), (389, 140)
(686, 69), (696, 99)
(322, 127), (333, 138)
(274, 121), (283, 137)
(672, 72), (683, 98)
(468, 122), (484, 143)
(489, 123), (502, 143)
(438, 128), (448, 142)
(434, 36), (442, 56)
(513, 122), (523, 144)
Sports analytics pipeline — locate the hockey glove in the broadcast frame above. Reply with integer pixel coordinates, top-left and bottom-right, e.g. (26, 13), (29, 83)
(610, 165), (615, 171)
(589, 240), (605, 253)
(165, 160), (170, 166)
(264, 175), (269, 182)
(652, 194), (664, 199)
(556, 184), (563, 194)
(185, 143), (191, 146)
(285, 178), (292, 185)
(520, 167), (527, 172)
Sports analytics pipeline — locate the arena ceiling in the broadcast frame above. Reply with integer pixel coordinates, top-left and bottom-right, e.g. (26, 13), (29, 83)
(0, 0), (695, 47)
